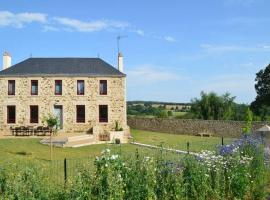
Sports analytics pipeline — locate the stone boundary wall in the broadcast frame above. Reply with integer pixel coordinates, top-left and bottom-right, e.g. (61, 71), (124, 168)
(127, 118), (269, 138)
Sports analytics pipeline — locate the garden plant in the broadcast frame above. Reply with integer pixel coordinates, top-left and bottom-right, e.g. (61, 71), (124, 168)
(0, 134), (269, 200)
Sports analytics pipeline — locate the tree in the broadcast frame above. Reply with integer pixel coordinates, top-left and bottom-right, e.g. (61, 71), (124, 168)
(251, 64), (270, 115)
(231, 103), (249, 121)
(242, 108), (253, 134)
(190, 91), (235, 120)
(42, 114), (59, 161)
(258, 105), (270, 121)
(157, 110), (168, 118)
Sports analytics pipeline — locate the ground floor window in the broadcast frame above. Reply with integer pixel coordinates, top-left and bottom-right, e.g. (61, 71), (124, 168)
(7, 106), (16, 124)
(76, 105), (85, 123)
(30, 105), (39, 123)
(99, 105), (108, 122)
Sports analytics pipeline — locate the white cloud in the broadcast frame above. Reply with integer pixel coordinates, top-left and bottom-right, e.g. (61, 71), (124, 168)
(258, 44), (270, 49)
(199, 74), (256, 103)
(127, 64), (185, 85)
(0, 11), (47, 28)
(200, 43), (270, 54)
(135, 29), (145, 36)
(164, 36), (176, 42)
(53, 17), (129, 32)
(42, 25), (59, 32)
(0, 10), (177, 43)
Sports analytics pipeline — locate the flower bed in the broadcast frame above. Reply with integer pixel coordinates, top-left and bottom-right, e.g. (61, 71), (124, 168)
(0, 134), (269, 199)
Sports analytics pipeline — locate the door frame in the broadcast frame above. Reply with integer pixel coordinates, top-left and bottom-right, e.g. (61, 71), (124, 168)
(53, 105), (63, 129)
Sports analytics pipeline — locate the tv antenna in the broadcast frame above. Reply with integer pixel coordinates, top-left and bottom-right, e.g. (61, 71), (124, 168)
(117, 35), (127, 54)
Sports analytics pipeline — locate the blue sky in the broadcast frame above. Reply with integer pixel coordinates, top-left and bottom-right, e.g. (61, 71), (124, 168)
(0, 0), (270, 103)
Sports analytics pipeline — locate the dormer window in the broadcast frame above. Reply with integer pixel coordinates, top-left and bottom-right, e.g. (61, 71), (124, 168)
(77, 80), (84, 95)
(99, 80), (107, 95)
(8, 80), (15, 95)
(31, 80), (38, 95)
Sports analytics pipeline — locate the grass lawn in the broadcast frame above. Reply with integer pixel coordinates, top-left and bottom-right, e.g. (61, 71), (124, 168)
(132, 129), (235, 152)
(0, 129), (235, 163)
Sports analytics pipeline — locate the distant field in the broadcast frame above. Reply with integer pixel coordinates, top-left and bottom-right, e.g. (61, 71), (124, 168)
(173, 111), (187, 117)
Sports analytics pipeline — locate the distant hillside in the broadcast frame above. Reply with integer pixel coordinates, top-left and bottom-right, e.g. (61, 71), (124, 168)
(127, 101), (191, 106)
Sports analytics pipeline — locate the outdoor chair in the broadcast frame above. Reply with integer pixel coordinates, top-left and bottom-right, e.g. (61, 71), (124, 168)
(35, 126), (44, 136)
(14, 126), (21, 136)
(27, 126), (35, 136)
(10, 127), (16, 135)
(20, 126), (29, 136)
(43, 126), (53, 136)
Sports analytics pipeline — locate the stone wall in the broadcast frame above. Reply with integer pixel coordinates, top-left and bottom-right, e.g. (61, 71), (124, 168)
(0, 76), (127, 135)
(127, 118), (269, 138)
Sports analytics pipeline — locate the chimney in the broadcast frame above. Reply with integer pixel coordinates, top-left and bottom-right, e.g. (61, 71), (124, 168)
(118, 52), (123, 72)
(3, 52), (11, 70)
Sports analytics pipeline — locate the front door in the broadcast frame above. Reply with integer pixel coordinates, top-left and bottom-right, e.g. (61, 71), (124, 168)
(54, 105), (63, 129)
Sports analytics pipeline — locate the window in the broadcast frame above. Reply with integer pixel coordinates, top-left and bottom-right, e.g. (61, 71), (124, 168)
(31, 80), (38, 95)
(55, 80), (62, 95)
(99, 80), (107, 95)
(76, 105), (85, 123)
(30, 106), (39, 123)
(7, 106), (16, 124)
(77, 80), (84, 95)
(99, 105), (108, 122)
(8, 80), (15, 95)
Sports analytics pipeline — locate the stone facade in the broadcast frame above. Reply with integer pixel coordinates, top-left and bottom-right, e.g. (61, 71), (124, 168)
(128, 117), (269, 138)
(0, 76), (128, 136)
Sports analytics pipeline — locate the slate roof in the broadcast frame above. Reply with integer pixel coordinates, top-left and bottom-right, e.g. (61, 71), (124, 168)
(0, 58), (126, 77)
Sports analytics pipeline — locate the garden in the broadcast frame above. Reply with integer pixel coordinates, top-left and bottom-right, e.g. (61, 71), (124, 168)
(0, 130), (269, 199)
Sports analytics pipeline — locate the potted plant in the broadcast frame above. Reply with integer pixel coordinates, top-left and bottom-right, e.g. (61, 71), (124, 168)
(109, 121), (125, 144)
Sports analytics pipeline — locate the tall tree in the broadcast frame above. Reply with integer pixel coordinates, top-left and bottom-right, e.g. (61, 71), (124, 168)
(251, 64), (270, 115)
(190, 91), (235, 120)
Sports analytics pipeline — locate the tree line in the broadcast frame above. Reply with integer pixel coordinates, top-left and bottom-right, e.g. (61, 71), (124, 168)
(128, 63), (270, 121)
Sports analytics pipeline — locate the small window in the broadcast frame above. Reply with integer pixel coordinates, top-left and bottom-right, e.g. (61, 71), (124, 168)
(55, 80), (62, 95)
(77, 80), (84, 95)
(8, 80), (15, 95)
(99, 80), (107, 95)
(7, 106), (16, 124)
(76, 105), (85, 123)
(31, 80), (38, 95)
(30, 105), (39, 123)
(99, 105), (108, 123)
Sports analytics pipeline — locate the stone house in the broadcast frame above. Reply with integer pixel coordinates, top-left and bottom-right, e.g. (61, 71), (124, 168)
(0, 52), (129, 141)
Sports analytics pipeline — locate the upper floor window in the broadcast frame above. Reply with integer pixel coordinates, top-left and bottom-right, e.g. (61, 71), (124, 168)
(77, 80), (84, 95)
(8, 80), (15, 95)
(30, 105), (39, 123)
(99, 80), (107, 95)
(7, 105), (16, 124)
(55, 80), (62, 95)
(99, 105), (108, 123)
(31, 80), (38, 95)
(76, 105), (85, 123)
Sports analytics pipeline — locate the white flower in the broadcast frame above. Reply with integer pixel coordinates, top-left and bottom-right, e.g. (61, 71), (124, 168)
(111, 154), (119, 160)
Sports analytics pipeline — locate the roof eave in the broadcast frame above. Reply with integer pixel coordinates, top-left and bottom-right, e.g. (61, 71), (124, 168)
(0, 73), (126, 78)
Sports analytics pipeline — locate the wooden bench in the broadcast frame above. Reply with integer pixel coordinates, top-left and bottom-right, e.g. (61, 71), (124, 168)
(196, 132), (213, 137)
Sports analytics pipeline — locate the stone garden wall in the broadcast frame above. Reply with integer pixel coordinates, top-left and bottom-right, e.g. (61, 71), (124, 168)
(127, 117), (269, 138)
